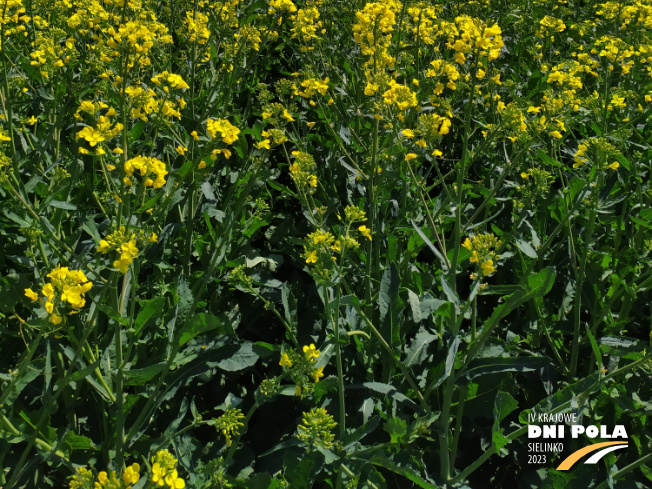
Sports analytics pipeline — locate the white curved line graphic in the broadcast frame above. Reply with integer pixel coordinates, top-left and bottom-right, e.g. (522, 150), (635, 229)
(584, 444), (628, 464)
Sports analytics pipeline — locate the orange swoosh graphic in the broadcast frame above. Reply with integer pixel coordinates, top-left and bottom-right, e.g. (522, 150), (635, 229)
(556, 441), (628, 470)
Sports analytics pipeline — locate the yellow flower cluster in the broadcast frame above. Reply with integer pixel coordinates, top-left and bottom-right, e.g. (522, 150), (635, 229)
(297, 408), (337, 450)
(0, 0), (29, 47)
(24, 265), (93, 325)
(151, 450), (185, 489)
(296, 77), (329, 99)
(214, 408), (246, 447)
(574, 141), (590, 168)
(382, 80), (418, 110)
(151, 71), (190, 90)
(406, 5), (442, 46)
(69, 457), (178, 489)
(97, 226), (157, 274)
(416, 112), (452, 148)
(70, 463), (139, 489)
(69, 467), (94, 489)
(536, 16), (566, 39)
(290, 5), (322, 50)
(206, 118), (240, 144)
(289, 150), (318, 189)
(122, 155), (168, 189)
(447, 16), (503, 64)
(462, 233), (501, 277)
(593, 35), (635, 73)
(426, 59), (460, 96)
(353, 1), (400, 71)
(268, 0), (297, 15)
(183, 10), (210, 44)
(29, 33), (75, 79)
(279, 344), (325, 397)
(106, 18), (173, 57)
(302, 206), (371, 269)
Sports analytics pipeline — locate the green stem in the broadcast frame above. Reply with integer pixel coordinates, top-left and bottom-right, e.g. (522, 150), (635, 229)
(114, 272), (128, 469)
(325, 284), (346, 439)
(357, 308), (425, 406)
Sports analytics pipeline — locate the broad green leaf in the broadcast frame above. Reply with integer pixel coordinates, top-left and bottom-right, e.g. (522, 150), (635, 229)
(214, 342), (258, 372)
(179, 312), (232, 346)
(515, 238), (537, 258)
(368, 458), (437, 489)
(383, 417), (407, 444)
(287, 451), (324, 488)
(47, 200), (77, 210)
(344, 415), (380, 448)
(135, 297), (166, 334)
(404, 329), (437, 367)
(123, 363), (167, 386)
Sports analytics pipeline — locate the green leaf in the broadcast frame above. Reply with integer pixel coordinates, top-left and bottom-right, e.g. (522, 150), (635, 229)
(368, 458), (437, 489)
(411, 220), (449, 271)
(214, 342), (258, 372)
(463, 356), (552, 380)
(47, 200), (77, 210)
(123, 363), (167, 386)
(584, 325), (602, 371)
(494, 391), (518, 423)
(179, 312), (232, 346)
(407, 289), (421, 323)
(440, 275), (459, 308)
(62, 432), (95, 451)
(379, 263), (400, 323)
(515, 238), (537, 259)
(383, 417), (407, 444)
(404, 329), (437, 367)
(135, 297), (166, 334)
(344, 415), (380, 448)
(287, 451), (324, 488)
(492, 430), (509, 454)
(379, 263), (402, 347)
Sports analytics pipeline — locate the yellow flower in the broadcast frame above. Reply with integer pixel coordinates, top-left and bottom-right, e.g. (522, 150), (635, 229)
(282, 108), (295, 121)
(42, 283), (55, 300)
(206, 119), (240, 144)
(279, 353), (292, 367)
(402, 129), (415, 138)
(303, 344), (320, 360)
(462, 238), (473, 251)
(255, 139), (271, 150)
(358, 225), (372, 241)
(305, 250), (318, 264)
(481, 260), (495, 276)
(312, 366), (324, 382)
(550, 131), (563, 139)
(191, 131), (199, 141)
(50, 314), (62, 325)
(405, 153), (417, 161)
(24, 288), (39, 301)
(608, 161), (619, 170)
(198, 160), (207, 170)
(27, 116), (38, 125)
